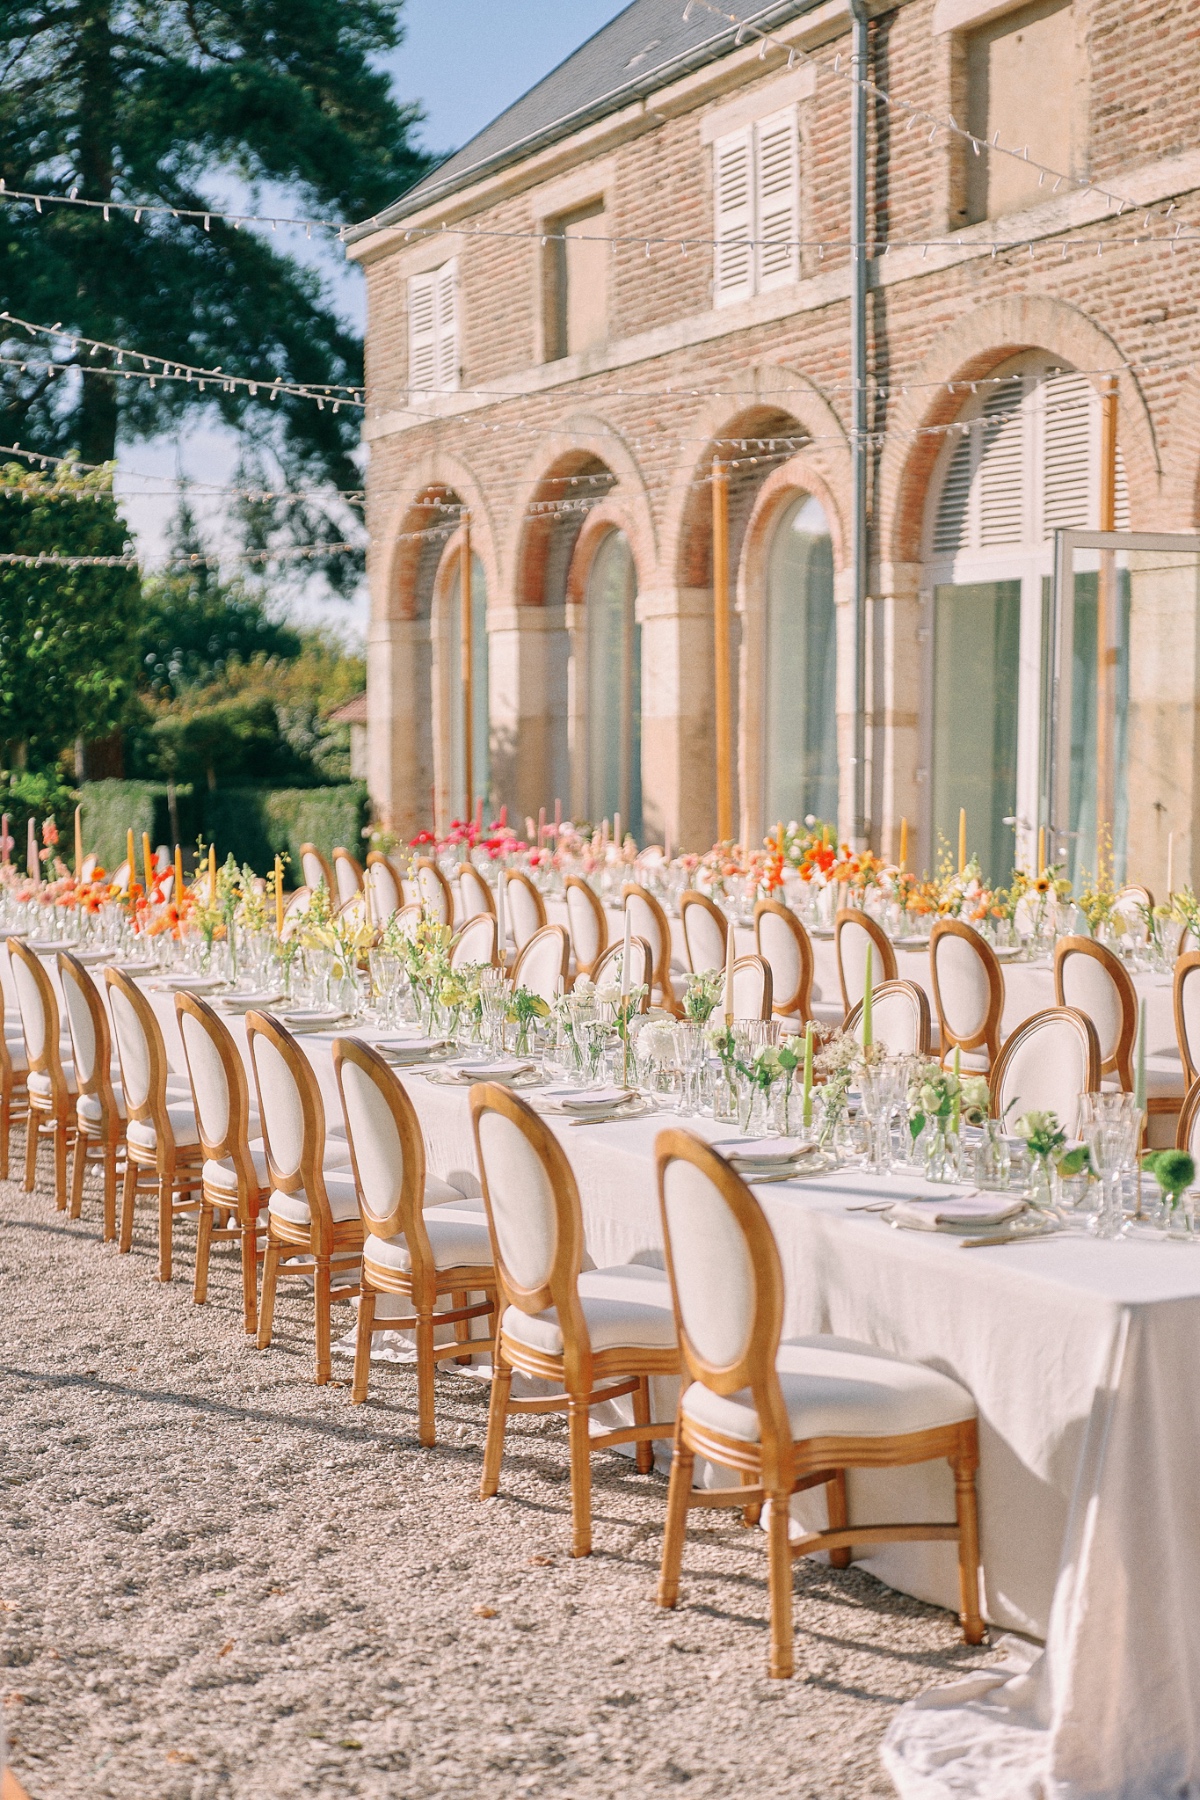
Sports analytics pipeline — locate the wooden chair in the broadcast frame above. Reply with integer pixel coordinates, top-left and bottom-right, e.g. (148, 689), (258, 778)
(835, 909), (897, 1016)
(754, 900), (814, 1032)
(732, 955), (773, 1022)
(395, 900), (423, 936)
(1175, 1075), (1200, 1155)
(451, 913), (499, 970)
(8, 937), (76, 1210)
(510, 924), (570, 1004)
(247, 1011), (364, 1384)
(105, 967), (204, 1283)
(845, 979), (932, 1057)
(333, 846), (364, 907)
(1113, 884), (1154, 947)
(365, 851), (404, 922)
(333, 1037), (496, 1438)
(501, 869), (547, 951)
(177, 993), (270, 1335)
(990, 1007), (1100, 1137)
(1175, 951), (1200, 1086)
(930, 921), (1004, 1071)
(680, 892), (728, 974)
(300, 842), (335, 895)
(653, 1129), (983, 1680)
(470, 1084), (679, 1556)
(591, 936), (653, 1010)
(280, 886), (312, 940)
(1054, 936), (1136, 1089)
(0, 979), (30, 1183)
(58, 949), (125, 1238)
(564, 875), (608, 979)
(458, 861), (496, 922)
(622, 883), (680, 1014)
(416, 857), (455, 926)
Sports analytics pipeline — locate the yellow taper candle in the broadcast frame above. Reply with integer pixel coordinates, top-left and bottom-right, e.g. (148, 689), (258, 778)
(1037, 826), (1045, 876)
(174, 845), (183, 902)
(899, 816), (908, 871)
(275, 855), (284, 936)
(958, 808), (967, 875)
(208, 844), (216, 903)
(142, 831), (153, 893)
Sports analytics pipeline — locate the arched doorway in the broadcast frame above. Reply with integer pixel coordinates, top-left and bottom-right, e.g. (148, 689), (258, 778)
(763, 494), (837, 829)
(585, 529), (642, 838)
(925, 354), (1129, 883)
(446, 550), (490, 819)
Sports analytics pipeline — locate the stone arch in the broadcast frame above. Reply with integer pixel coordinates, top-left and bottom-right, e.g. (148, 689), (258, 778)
(1156, 362), (1200, 529)
(374, 449), (499, 624)
(507, 417), (658, 607)
(877, 295), (1161, 568)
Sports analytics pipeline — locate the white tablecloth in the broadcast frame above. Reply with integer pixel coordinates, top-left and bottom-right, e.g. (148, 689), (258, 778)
(7, 944), (1200, 1798)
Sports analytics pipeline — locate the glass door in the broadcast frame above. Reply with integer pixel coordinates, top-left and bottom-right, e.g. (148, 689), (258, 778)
(931, 581), (1021, 884)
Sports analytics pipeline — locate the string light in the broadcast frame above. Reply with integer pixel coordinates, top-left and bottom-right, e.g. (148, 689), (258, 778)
(0, 441), (365, 503)
(0, 542), (359, 570)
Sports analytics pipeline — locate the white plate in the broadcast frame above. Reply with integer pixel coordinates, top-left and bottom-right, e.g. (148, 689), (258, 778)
(717, 1135), (813, 1168)
(219, 991), (283, 1013)
(377, 1036), (451, 1062)
(555, 1085), (636, 1113)
(282, 1011), (352, 1033)
(152, 974), (226, 993)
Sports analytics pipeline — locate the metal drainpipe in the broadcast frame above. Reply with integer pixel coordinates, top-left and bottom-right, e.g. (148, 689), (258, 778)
(849, 0), (870, 849)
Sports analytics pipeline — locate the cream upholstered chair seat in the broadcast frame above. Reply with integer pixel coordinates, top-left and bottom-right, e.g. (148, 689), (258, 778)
(203, 1139), (270, 1196)
(126, 1098), (202, 1152)
(267, 1168), (362, 1228)
(1101, 1056), (1184, 1101)
(501, 1264), (676, 1359)
(364, 1209), (493, 1277)
(78, 1068), (191, 1126)
(681, 1334), (976, 1445)
(28, 1063), (76, 1100)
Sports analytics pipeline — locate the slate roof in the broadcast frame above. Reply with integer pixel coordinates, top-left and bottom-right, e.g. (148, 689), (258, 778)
(347, 0), (814, 241)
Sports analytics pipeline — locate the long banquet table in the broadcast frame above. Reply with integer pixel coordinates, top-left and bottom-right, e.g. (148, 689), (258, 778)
(6, 944), (1199, 1798)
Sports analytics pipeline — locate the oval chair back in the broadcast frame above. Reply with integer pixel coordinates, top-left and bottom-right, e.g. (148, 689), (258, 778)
(470, 1084), (586, 1371)
(1054, 936), (1136, 1087)
(564, 876), (608, 978)
(680, 892), (728, 975)
(58, 948), (117, 1122)
(591, 936), (653, 1009)
(835, 909), (897, 1015)
(1175, 951), (1200, 1086)
(510, 924), (570, 1005)
(1113, 885), (1154, 946)
(79, 852), (99, 884)
(991, 1007), (1100, 1137)
(732, 955), (773, 1022)
(300, 842), (335, 895)
(245, 1011), (337, 1252)
(333, 1036), (427, 1251)
(365, 852), (403, 922)
(452, 913), (499, 970)
(333, 847), (364, 906)
(753, 900), (813, 1026)
(416, 858), (454, 926)
(845, 979), (932, 1057)
(458, 861), (496, 922)
(502, 870), (547, 951)
(0, 971), (30, 1184)
(1175, 1076), (1200, 1158)
(622, 883), (678, 1013)
(930, 921), (1004, 1070)
(394, 901), (423, 937)
(8, 936), (60, 1095)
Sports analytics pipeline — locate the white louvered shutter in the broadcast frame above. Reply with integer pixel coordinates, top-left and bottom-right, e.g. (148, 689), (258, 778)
(408, 270), (437, 394)
(977, 386), (1025, 547)
(434, 259), (459, 392)
(713, 126), (754, 307)
(754, 109), (799, 291)
(1042, 372), (1093, 533)
(933, 432), (974, 555)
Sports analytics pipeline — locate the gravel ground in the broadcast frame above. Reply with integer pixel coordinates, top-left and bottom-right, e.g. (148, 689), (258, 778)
(1, 1148), (999, 1800)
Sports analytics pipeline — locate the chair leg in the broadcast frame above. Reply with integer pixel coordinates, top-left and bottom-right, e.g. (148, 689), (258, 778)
(352, 1287), (377, 1405)
(239, 1226), (258, 1336)
(193, 1202), (214, 1304)
(314, 1257), (332, 1385)
(451, 1288), (472, 1366)
(69, 1134), (87, 1221)
(740, 1467), (763, 1529)
(480, 1354), (512, 1498)
(257, 1238), (281, 1349)
(118, 1159), (138, 1252)
(953, 1453), (985, 1646)
(102, 1146), (118, 1243)
(53, 1118), (68, 1211)
(657, 1432), (694, 1609)
(157, 1176), (173, 1282)
(24, 1110), (38, 1192)
(567, 1396), (593, 1558)
(633, 1374), (654, 1475)
(826, 1468), (852, 1569)
(415, 1310), (436, 1446)
(767, 1491), (795, 1679)
(0, 1080), (10, 1180)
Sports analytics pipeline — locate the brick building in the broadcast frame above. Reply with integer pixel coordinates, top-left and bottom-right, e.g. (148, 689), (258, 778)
(346, 0), (1200, 889)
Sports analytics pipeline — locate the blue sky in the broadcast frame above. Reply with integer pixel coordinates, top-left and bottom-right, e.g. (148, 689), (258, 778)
(118, 0), (633, 625)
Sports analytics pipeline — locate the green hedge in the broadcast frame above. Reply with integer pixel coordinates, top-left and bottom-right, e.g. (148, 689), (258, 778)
(79, 779), (366, 881)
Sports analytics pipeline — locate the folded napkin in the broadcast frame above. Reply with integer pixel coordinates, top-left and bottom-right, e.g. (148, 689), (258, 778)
(716, 1136), (815, 1169)
(376, 1036), (451, 1063)
(887, 1193), (1025, 1232)
(554, 1085), (636, 1112)
(282, 1010), (352, 1033)
(219, 990), (283, 1012)
(439, 1058), (534, 1085)
(152, 974), (226, 993)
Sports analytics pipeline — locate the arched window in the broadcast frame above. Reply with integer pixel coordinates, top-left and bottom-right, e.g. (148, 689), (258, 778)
(586, 530), (641, 838)
(447, 552), (489, 818)
(927, 357), (1130, 883)
(763, 494), (837, 828)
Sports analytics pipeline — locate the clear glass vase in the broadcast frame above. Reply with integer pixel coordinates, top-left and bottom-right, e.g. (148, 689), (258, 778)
(924, 1119), (962, 1183)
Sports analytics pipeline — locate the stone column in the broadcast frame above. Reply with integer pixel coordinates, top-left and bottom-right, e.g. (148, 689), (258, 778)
(366, 615), (434, 842)
(487, 604), (570, 826)
(638, 585), (716, 853)
(871, 562), (924, 866)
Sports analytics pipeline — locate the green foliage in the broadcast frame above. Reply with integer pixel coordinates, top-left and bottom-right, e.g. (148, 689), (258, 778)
(79, 779), (197, 872)
(0, 462), (140, 767)
(0, 769), (77, 865)
(1, 0), (431, 571)
(201, 783), (367, 872)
